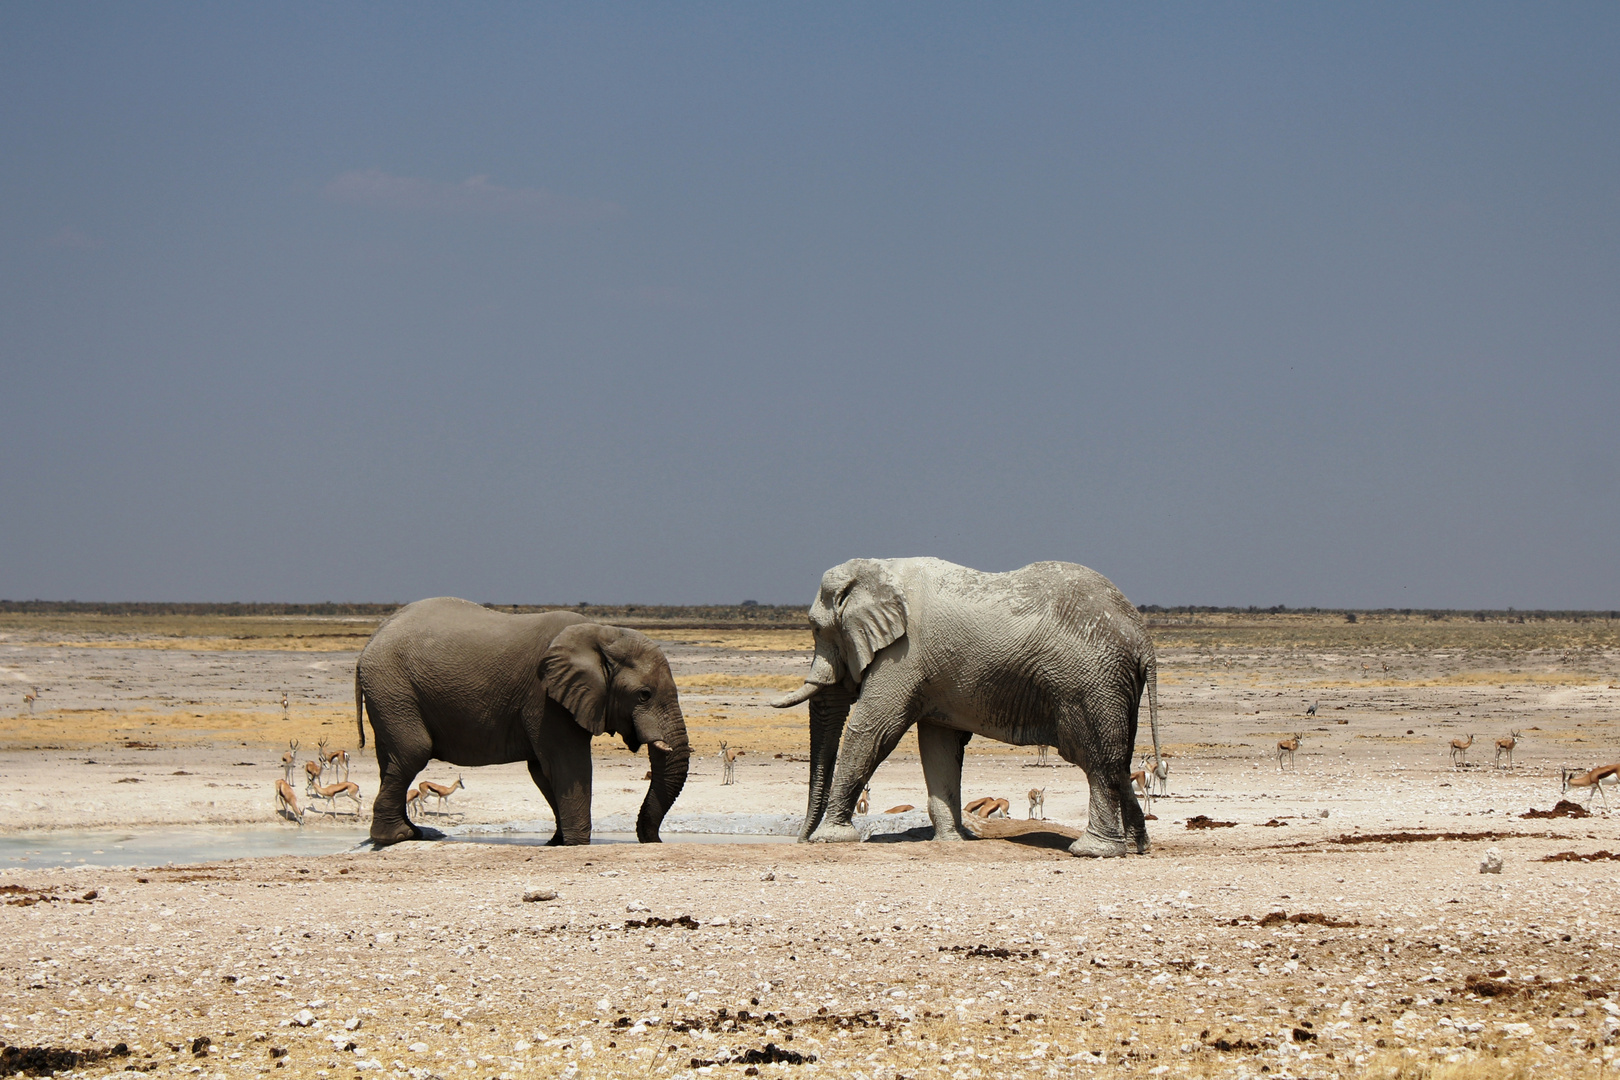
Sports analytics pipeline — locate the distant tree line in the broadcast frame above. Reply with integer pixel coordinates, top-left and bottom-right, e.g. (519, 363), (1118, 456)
(2, 600), (1614, 624)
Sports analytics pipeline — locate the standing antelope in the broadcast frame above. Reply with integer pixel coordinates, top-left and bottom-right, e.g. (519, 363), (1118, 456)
(1494, 730), (1521, 768)
(1130, 764), (1154, 815)
(1277, 733), (1302, 770)
(1143, 752), (1170, 797)
(303, 759), (324, 787)
(319, 739), (350, 782)
(280, 690), (289, 716)
(1448, 733), (1475, 767)
(315, 737), (331, 779)
(856, 787), (870, 815)
(719, 742), (741, 785)
(1304, 700), (1317, 718)
(419, 775), (465, 813)
(275, 779), (304, 824)
(1027, 788), (1045, 820)
(1036, 744), (1051, 767)
(406, 786), (423, 818)
(1561, 763), (1620, 810)
(281, 739), (300, 783)
(306, 775), (363, 815)
(23, 688), (37, 714)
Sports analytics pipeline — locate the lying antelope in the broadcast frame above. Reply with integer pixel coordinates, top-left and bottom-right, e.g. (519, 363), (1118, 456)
(306, 775), (363, 815)
(1494, 730), (1521, 768)
(856, 787), (870, 815)
(275, 779), (304, 825)
(1027, 787), (1045, 820)
(281, 739), (300, 783)
(419, 775), (465, 813)
(964, 796), (1009, 819)
(1562, 763), (1620, 810)
(884, 804), (915, 814)
(1448, 733), (1475, 767)
(1277, 733), (1302, 770)
(720, 742), (741, 785)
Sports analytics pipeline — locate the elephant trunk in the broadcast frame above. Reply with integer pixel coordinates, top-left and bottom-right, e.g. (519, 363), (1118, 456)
(637, 714), (690, 843)
(769, 639), (842, 708)
(800, 682), (855, 842)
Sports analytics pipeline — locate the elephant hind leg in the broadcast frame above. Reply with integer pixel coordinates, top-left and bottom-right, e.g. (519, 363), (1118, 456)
(369, 715), (432, 846)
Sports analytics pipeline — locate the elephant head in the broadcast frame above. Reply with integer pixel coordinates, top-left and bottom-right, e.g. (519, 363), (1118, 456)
(540, 624), (691, 842)
(769, 560), (908, 839)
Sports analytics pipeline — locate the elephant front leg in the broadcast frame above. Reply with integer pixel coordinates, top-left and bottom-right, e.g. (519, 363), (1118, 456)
(917, 722), (972, 841)
(1068, 767), (1132, 859)
(809, 703), (911, 844)
(530, 712), (594, 845)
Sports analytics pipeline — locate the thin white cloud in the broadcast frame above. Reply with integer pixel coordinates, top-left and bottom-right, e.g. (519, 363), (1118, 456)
(323, 170), (621, 225)
(43, 227), (99, 250)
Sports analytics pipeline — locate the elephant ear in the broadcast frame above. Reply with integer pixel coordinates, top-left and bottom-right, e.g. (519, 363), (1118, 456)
(540, 623), (626, 736)
(827, 559), (908, 684)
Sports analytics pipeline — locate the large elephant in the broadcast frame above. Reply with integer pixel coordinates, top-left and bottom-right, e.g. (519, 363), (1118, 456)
(770, 558), (1162, 857)
(355, 597), (690, 847)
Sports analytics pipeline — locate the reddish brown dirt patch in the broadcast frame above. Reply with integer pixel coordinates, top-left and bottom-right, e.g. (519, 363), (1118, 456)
(1538, 850), (1620, 862)
(1522, 800), (1592, 819)
(1186, 815), (1237, 829)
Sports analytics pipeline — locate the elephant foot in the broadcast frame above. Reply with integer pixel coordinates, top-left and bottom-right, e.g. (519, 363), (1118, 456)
(369, 820), (423, 847)
(1067, 832), (1129, 858)
(808, 821), (861, 843)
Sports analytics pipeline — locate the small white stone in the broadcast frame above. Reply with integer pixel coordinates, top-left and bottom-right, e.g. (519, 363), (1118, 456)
(1480, 849), (1504, 874)
(408, 1042), (429, 1053)
(344, 1017), (362, 1032)
(291, 1010), (316, 1028)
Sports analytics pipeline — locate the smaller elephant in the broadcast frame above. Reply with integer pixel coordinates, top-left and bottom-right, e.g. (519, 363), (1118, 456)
(356, 598), (691, 846)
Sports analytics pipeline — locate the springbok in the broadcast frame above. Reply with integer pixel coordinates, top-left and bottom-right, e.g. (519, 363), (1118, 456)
(720, 742), (742, 785)
(964, 796), (1009, 819)
(1494, 730), (1521, 768)
(884, 804), (915, 814)
(1144, 752), (1170, 797)
(1448, 733), (1475, 767)
(1036, 744), (1051, 767)
(275, 779), (304, 824)
(280, 691), (289, 715)
(321, 741), (350, 782)
(23, 688), (37, 714)
(1027, 788), (1045, 820)
(1130, 764), (1154, 815)
(406, 786), (423, 818)
(281, 739), (300, 783)
(1277, 733), (1302, 770)
(855, 787), (869, 815)
(303, 759), (324, 787)
(1561, 763), (1620, 810)
(419, 776), (465, 813)
(306, 775), (363, 815)
(1305, 700), (1318, 717)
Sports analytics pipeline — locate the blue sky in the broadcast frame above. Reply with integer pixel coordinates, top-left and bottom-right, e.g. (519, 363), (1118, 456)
(2, 5), (1616, 607)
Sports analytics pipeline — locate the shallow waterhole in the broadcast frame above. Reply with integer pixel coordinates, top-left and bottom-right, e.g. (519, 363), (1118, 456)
(0, 827), (797, 868)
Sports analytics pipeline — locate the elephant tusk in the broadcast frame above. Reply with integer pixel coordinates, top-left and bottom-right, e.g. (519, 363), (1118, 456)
(650, 740), (673, 753)
(769, 682), (823, 709)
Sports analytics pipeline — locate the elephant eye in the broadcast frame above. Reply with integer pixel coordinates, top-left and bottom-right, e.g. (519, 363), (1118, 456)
(636, 688), (653, 704)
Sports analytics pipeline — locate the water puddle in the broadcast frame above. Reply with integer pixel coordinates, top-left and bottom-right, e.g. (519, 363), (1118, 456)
(0, 827), (796, 868)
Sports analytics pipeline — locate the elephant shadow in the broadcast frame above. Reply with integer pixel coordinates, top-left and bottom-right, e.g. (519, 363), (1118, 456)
(353, 824), (449, 851)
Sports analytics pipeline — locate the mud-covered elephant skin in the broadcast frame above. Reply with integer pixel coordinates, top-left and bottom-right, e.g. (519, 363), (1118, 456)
(355, 597), (690, 846)
(771, 558), (1161, 857)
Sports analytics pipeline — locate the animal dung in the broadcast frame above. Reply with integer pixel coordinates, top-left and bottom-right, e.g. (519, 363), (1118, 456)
(522, 888), (559, 902)
(1185, 815), (1237, 830)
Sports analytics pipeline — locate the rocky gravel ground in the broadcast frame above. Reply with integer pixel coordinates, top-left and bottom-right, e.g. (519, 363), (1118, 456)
(2, 615), (1619, 1078)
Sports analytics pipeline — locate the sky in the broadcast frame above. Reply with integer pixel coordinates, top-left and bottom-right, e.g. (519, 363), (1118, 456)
(2, 5), (1616, 609)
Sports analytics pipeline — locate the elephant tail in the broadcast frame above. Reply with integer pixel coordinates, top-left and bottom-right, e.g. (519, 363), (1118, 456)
(1143, 650), (1162, 771)
(355, 666), (367, 749)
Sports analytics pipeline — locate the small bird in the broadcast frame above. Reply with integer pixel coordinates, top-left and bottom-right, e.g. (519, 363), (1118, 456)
(1305, 701), (1318, 717)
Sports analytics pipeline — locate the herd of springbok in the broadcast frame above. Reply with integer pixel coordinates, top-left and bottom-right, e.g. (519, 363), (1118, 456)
(273, 730), (465, 827)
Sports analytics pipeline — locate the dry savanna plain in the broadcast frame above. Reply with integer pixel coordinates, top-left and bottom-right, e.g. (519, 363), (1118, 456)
(3, 609), (1620, 1080)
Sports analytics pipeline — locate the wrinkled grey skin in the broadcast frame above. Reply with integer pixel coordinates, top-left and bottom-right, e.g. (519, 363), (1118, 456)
(356, 597), (690, 847)
(771, 559), (1162, 858)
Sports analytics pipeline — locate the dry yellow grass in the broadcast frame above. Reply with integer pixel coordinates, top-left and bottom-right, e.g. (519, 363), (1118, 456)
(642, 628), (812, 651)
(0, 706), (357, 750)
